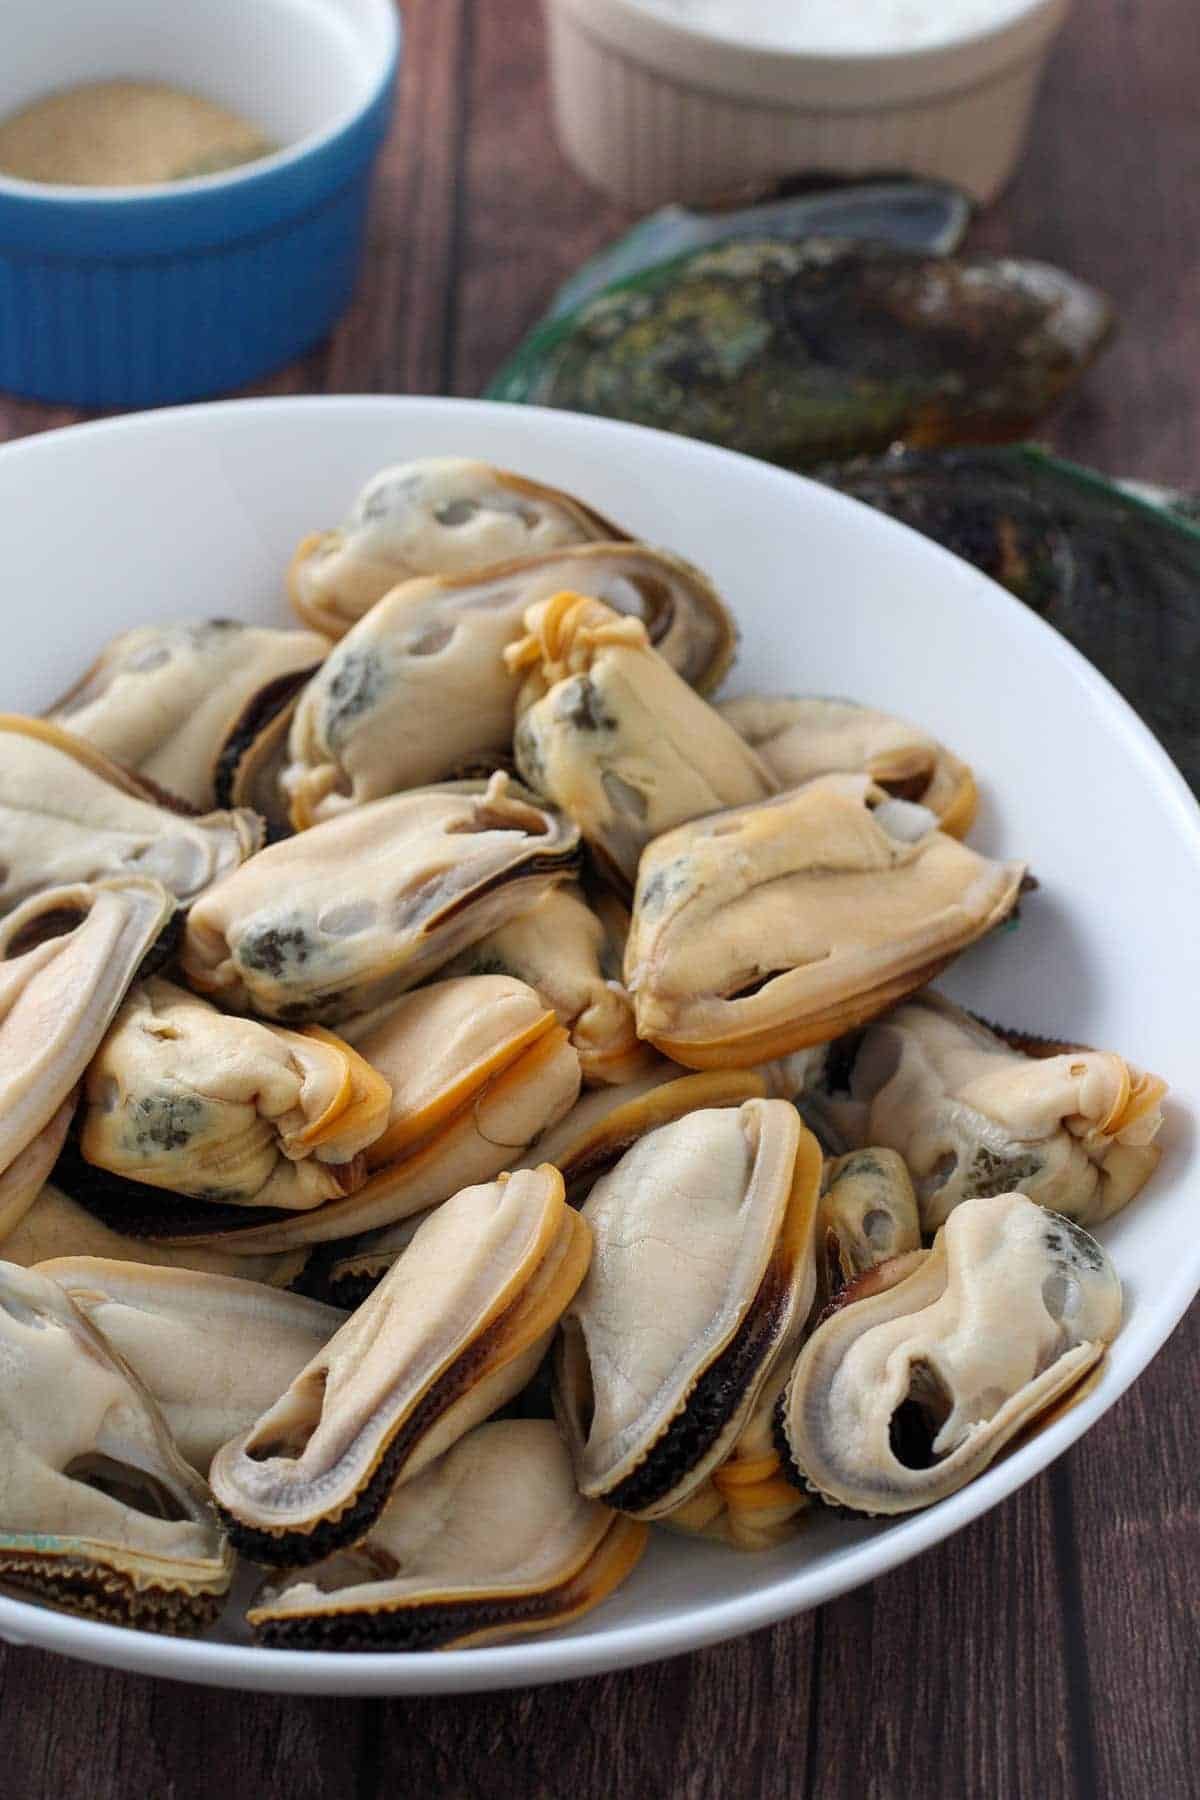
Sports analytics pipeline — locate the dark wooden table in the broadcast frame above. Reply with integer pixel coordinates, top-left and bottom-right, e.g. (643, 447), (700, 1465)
(2, 3), (1197, 1795)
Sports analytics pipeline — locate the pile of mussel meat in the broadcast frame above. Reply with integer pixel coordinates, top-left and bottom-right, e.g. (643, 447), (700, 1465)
(0, 456), (1166, 1648)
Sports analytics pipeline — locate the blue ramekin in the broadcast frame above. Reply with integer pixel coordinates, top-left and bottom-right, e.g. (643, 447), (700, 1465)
(0, 1), (400, 408)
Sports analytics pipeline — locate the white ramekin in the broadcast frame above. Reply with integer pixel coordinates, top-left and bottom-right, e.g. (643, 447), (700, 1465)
(544, 0), (1071, 211)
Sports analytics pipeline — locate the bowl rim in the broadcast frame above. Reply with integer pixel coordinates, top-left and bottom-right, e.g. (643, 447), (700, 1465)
(0, 391), (1195, 1696)
(0, 0), (401, 207)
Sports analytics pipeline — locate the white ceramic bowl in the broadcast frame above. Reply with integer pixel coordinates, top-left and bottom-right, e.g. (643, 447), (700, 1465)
(544, 0), (1071, 209)
(0, 395), (1196, 1696)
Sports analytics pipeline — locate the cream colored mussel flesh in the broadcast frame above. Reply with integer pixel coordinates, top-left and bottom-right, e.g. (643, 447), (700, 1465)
(625, 775), (1026, 1068)
(662, 1145), (921, 1548)
(289, 457), (625, 637)
(45, 619), (328, 812)
(39, 1260), (345, 1474)
(283, 543), (736, 828)
(777, 1192), (1122, 1514)
(0, 878), (176, 1235)
(507, 593), (773, 886)
(0, 1261), (233, 1631)
(0, 716), (262, 915)
(555, 1099), (821, 1519)
(248, 1419), (648, 1650)
(815, 1147), (922, 1308)
(181, 774), (580, 1024)
(77, 977), (391, 1216)
(185, 974), (581, 1257)
(329, 1060), (767, 1302)
(210, 1166), (590, 1564)
(440, 883), (651, 1086)
(0, 1184), (307, 1288)
(720, 695), (977, 838)
(819, 992), (1167, 1230)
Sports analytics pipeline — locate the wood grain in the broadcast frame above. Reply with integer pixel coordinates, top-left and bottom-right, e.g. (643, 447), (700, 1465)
(0, 1), (1196, 1796)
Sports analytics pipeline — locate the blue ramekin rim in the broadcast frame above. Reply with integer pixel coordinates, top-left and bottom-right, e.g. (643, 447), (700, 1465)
(0, 1), (402, 258)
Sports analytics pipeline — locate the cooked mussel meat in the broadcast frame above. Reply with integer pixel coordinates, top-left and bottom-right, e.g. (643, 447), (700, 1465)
(720, 694), (976, 837)
(0, 715), (262, 914)
(290, 458), (625, 637)
(247, 1419), (647, 1650)
(77, 978), (391, 1214)
(45, 620), (328, 812)
(0, 1261), (233, 1630)
(816, 1148), (922, 1307)
(625, 775), (1026, 1067)
(819, 992), (1166, 1229)
(178, 975), (582, 1258)
(441, 883), (649, 1086)
(777, 1191), (1122, 1513)
(329, 1058), (769, 1302)
(210, 1166), (590, 1563)
(40, 1260), (345, 1473)
(507, 593), (773, 885)
(181, 774), (580, 1023)
(520, 1061), (767, 1198)
(0, 1184), (307, 1288)
(282, 544), (737, 827)
(0, 877), (175, 1215)
(555, 1098), (820, 1518)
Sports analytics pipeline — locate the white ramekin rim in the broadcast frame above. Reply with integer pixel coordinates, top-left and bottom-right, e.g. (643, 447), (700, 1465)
(550, 0), (1071, 109)
(0, 0), (400, 206)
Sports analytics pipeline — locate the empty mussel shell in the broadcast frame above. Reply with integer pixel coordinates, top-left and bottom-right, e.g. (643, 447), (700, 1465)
(0, 715), (263, 916)
(777, 1191), (1122, 1514)
(181, 774), (581, 1024)
(0, 1260), (233, 1631)
(247, 1419), (648, 1651)
(282, 543), (737, 827)
(719, 695), (977, 837)
(45, 619), (328, 813)
(554, 1098), (821, 1519)
(77, 977), (391, 1215)
(507, 593), (774, 886)
(818, 992), (1167, 1230)
(210, 1166), (590, 1565)
(624, 774), (1026, 1068)
(40, 1259), (345, 1474)
(289, 457), (625, 637)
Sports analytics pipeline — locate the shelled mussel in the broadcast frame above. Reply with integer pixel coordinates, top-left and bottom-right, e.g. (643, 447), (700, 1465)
(813, 993), (1166, 1228)
(283, 545), (735, 827)
(776, 1192), (1122, 1513)
(0, 1262), (233, 1633)
(290, 457), (625, 637)
(555, 1099), (822, 1520)
(247, 1419), (648, 1650)
(624, 775), (1025, 1067)
(45, 619), (328, 815)
(210, 1167), (589, 1564)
